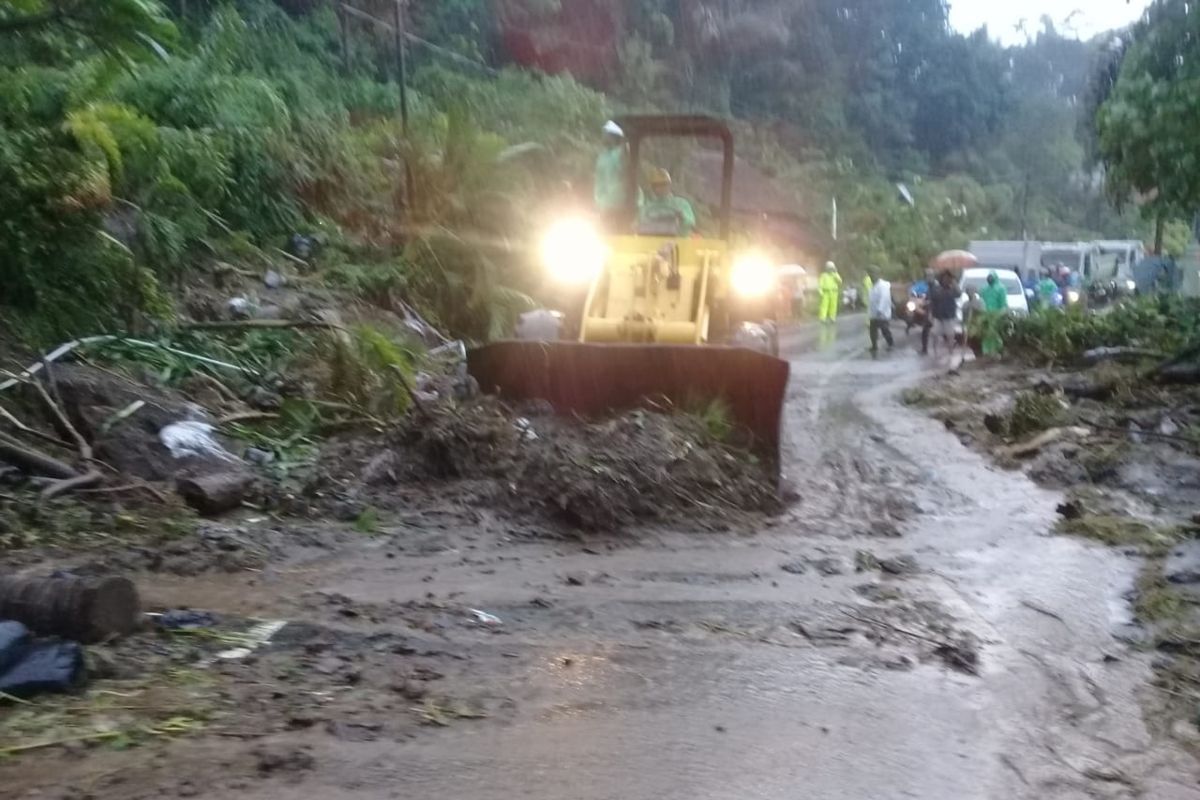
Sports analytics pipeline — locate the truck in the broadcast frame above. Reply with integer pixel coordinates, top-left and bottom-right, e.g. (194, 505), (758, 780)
(968, 241), (1042, 276)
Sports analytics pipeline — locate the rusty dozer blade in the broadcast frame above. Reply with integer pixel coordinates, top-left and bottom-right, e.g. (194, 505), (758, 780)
(467, 342), (790, 473)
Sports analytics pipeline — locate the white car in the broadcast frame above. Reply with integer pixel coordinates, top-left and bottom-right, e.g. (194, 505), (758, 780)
(960, 268), (1029, 315)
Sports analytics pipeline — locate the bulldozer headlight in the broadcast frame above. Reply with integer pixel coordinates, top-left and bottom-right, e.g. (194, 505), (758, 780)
(731, 254), (775, 297)
(542, 218), (606, 284)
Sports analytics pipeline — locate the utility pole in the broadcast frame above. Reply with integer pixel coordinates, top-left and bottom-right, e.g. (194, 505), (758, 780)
(393, 0), (410, 136)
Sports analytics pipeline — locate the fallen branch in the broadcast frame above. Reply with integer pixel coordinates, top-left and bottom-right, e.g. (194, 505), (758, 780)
(19, 372), (92, 462)
(218, 411), (280, 426)
(0, 402), (72, 449)
(182, 319), (346, 332)
(1019, 599), (1069, 627)
(1083, 346), (1167, 365)
(0, 335), (258, 394)
(0, 431), (79, 480)
(0, 335), (117, 391)
(841, 608), (951, 648)
(40, 469), (103, 503)
(76, 482), (168, 502)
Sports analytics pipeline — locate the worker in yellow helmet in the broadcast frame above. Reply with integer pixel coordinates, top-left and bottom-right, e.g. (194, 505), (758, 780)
(818, 261), (843, 324)
(639, 168), (696, 237)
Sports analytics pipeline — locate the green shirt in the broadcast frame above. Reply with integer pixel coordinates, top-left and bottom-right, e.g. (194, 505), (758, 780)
(594, 146), (628, 212)
(638, 193), (696, 236)
(981, 281), (1008, 312)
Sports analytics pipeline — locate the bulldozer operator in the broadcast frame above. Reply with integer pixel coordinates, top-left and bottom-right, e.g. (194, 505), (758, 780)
(638, 168), (696, 237)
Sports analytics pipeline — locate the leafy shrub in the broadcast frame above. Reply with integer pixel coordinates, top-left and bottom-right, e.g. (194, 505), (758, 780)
(1006, 298), (1200, 363)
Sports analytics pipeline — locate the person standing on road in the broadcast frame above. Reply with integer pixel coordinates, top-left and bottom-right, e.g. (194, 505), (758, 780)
(922, 270), (961, 355)
(978, 270), (1008, 356)
(818, 261), (842, 324)
(866, 266), (894, 356)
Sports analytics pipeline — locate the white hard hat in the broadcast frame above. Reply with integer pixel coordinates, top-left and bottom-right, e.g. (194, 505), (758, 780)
(602, 120), (624, 137)
(824, 261), (836, 271)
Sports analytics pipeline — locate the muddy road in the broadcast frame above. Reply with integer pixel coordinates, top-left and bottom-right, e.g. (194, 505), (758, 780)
(8, 316), (1200, 799)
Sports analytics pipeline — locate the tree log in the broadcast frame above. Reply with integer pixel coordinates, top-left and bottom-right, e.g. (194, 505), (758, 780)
(176, 472), (253, 516)
(0, 575), (140, 643)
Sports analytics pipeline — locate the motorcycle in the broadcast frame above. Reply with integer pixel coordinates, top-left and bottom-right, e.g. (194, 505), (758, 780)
(902, 293), (929, 334)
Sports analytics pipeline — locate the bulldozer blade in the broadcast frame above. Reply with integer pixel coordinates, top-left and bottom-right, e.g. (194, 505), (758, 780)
(467, 341), (790, 471)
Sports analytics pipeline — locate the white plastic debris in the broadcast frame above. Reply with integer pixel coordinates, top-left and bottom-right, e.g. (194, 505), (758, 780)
(513, 417), (538, 442)
(469, 609), (503, 626)
(263, 269), (285, 289)
(515, 309), (565, 342)
(160, 420), (240, 462)
(227, 296), (255, 319)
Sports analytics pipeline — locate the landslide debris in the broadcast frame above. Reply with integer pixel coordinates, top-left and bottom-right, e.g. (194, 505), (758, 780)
(344, 398), (782, 531)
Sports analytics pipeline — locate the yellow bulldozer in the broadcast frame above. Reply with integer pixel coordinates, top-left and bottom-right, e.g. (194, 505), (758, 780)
(468, 115), (790, 467)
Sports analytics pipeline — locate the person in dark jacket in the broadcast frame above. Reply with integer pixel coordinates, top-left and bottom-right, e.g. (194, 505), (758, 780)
(922, 270), (961, 355)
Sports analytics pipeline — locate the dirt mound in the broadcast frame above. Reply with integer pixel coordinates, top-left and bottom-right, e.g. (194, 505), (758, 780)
(351, 399), (781, 531)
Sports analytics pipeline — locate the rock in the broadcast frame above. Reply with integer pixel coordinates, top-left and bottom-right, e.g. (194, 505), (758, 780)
(177, 472), (255, 516)
(564, 573), (586, 587)
(324, 720), (381, 742)
(247, 386), (283, 410)
(878, 555), (918, 576)
(1159, 416), (1181, 436)
(253, 746), (314, 775)
(254, 304), (285, 321)
(983, 413), (1006, 435)
(263, 269), (285, 289)
(809, 557), (846, 576)
(1165, 541), (1200, 585)
(244, 447), (275, 466)
(1056, 499), (1083, 520)
(779, 561), (807, 575)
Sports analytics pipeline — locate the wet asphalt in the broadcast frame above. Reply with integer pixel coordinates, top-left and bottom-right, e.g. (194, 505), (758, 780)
(230, 315), (1199, 799)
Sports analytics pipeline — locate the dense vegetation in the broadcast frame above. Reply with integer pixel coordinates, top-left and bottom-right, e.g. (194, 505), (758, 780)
(0, 0), (1177, 344)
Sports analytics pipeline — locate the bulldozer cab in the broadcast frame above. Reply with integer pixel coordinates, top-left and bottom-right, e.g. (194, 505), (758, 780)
(611, 115), (734, 241)
(468, 115), (789, 474)
(583, 115), (740, 347)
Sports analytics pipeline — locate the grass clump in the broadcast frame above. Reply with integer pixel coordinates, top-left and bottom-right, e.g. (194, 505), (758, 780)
(1057, 513), (1185, 552)
(1008, 391), (1065, 438)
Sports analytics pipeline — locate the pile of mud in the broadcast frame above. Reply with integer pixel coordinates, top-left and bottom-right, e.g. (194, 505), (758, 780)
(351, 399), (782, 531)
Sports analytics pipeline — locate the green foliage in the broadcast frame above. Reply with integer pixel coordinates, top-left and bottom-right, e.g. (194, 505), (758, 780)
(326, 325), (418, 418)
(1008, 391), (1065, 438)
(0, 0), (178, 66)
(1006, 298), (1200, 363)
(1098, 0), (1200, 223)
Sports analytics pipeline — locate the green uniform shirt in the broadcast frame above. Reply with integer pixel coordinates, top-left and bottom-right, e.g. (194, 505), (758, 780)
(594, 147), (628, 212)
(639, 193), (696, 237)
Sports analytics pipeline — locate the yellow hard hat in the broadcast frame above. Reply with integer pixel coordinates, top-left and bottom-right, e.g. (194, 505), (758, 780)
(649, 167), (672, 186)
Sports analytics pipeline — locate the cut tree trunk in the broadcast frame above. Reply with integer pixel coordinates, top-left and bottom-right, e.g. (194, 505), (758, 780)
(0, 575), (141, 643)
(176, 472), (254, 516)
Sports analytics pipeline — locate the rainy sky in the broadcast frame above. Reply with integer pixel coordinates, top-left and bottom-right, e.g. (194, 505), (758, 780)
(949, 0), (1151, 44)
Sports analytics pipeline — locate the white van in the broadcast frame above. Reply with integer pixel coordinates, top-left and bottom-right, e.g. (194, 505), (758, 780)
(960, 268), (1029, 315)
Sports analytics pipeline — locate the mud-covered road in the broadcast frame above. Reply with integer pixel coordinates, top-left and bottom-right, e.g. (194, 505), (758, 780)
(9, 317), (1200, 799)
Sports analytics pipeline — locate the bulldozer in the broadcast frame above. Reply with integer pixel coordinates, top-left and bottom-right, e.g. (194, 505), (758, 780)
(467, 115), (790, 468)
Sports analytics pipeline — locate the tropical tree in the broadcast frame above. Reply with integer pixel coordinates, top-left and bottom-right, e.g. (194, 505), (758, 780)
(1096, 0), (1200, 251)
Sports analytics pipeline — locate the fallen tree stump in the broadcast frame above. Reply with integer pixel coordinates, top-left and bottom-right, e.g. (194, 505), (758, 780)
(0, 575), (141, 643)
(177, 471), (253, 516)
